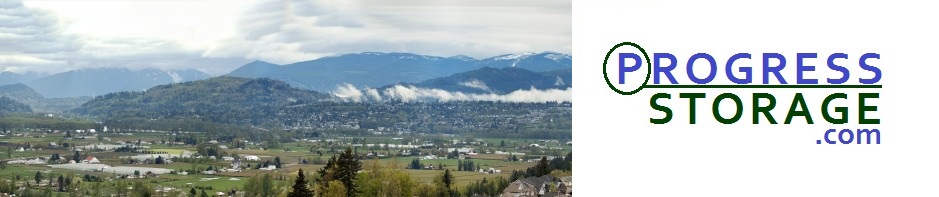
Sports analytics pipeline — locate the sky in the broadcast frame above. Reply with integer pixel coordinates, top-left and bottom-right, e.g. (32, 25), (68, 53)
(1, 0), (571, 75)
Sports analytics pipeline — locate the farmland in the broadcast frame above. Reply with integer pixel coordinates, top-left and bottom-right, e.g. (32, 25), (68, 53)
(0, 125), (570, 196)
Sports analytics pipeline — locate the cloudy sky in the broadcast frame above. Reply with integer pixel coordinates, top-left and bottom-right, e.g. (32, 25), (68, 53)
(1, 0), (570, 75)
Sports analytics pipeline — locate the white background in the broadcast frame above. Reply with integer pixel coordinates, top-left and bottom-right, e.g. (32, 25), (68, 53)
(574, 0), (939, 196)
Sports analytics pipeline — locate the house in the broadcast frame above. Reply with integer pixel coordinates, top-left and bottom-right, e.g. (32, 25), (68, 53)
(446, 148), (475, 154)
(501, 175), (554, 197)
(244, 155), (260, 161)
(231, 157), (243, 170)
(83, 156), (100, 164)
(500, 181), (537, 197)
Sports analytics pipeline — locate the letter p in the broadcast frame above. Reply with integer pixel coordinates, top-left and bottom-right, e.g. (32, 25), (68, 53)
(619, 53), (642, 84)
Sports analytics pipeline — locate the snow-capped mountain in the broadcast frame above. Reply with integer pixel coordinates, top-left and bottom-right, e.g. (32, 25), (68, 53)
(226, 51), (572, 92)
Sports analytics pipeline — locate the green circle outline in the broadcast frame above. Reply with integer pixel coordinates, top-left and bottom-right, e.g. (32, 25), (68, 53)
(603, 42), (651, 95)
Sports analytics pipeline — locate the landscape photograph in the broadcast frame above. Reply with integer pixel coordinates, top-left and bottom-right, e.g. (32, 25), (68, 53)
(0, 0), (571, 196)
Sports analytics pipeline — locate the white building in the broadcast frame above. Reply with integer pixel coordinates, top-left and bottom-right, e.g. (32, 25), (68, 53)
(260, 165), (276, 170)
(83, 156), (100, 164)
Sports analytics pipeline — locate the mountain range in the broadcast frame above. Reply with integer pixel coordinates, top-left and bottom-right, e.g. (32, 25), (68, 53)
(0, 83), (89, 113)
(0, 71), (42, 86)
(227, 51), (571, 92)
(0, 51), (571, 113)
(24, 68), (211, 98)
(401, 67), (572, 94)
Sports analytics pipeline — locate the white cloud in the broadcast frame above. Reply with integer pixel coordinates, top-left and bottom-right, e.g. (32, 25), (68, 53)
(203, 0), (571, 64)
(332, 83), (571, 103)
(5, 0), (570, 74)
(459, 79), (492, 92)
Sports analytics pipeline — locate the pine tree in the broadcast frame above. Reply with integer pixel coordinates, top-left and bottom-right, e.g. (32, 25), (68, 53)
(288, 169), (313, 197)
(189, 188), (196, 197)
(315, 147), (361, 196)
(33, 171), (41, 184)
(535, 156), (551, 177)
(57, 175), (64, 191)
(440, 169), (455, 196)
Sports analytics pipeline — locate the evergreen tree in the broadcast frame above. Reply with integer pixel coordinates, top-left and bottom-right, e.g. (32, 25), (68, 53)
(441, 169), (454, 195)
(189, 188), (196, 197)
(564, 152), (572, 171)
(315, 147), (361, 196)
(57, 175), (64, 191)
(535, 156), (551, 177)
(409, 158), (421, 169)
(33, 171), (41, 184)
(288, 169), (313, 197)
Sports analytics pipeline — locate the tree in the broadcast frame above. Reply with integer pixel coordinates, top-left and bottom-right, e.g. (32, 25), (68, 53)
(116, 180), (129, 197)
(564, 152), (572, 171)
(288, 169), (313, 197)
(72, 151), (80, 163)
(92, 181), (102, 197)
(440, 169), (455, 196)
(131, 181), (152, 197)
(189, 188), (196, 197)
(535, 156), (551, 177)
(462, 177), (510, 197)
(244, 173), (274, 197)
(323, 180), (346, 197)
(33, 171), (41, 184)
(356, 159), (414, 197)
(134, 170), (140, 177)
(315, 147), (361, 196)
(274, 156), (282, 168)
(409, 158), (422, 169)
(57, 175), (64, 191)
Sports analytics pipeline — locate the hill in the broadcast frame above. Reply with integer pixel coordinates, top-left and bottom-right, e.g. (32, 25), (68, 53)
(0, 96), (32, 114)
(0, 83), (89, 113)
(71, 76), (331, 125)
(25, 68), (212, 98)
